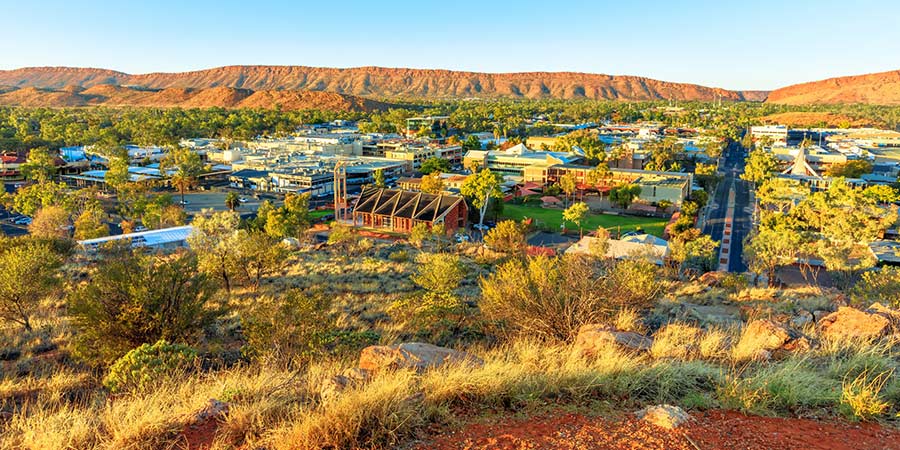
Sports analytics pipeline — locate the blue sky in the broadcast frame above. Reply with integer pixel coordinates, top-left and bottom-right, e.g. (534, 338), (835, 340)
(1, 0), (898, 90)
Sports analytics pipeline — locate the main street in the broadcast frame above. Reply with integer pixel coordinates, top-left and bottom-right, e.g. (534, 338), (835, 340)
(702, 141), (752, 273)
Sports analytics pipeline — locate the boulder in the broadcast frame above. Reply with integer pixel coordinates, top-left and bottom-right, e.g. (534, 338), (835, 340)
(817, 306), (892, 341)
(574, 324), (653, 355)
(733, 319), (799, 361)
(358, 343), (482, 373)
(812, 310), (830, 323)
(636, 404), (691, 429)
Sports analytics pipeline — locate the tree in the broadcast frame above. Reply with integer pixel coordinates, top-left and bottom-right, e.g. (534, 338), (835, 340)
(484, 220), (527, 253)
(163, 148), (203, 206)
(11, 181), (71, 217)
(755, 178), (811, 214)
(188, 210), (242, 293)
(68, 252), (219, 365)
(462, 134), (482, 150)
(225, 192), (242, 211)
(0, 241), (62, 331)
(236, 231), (289, 290)
(741, 149), (780, 185)
(608, 184), (641, 209)
(460, 168), (504, 233)
(743, 225), (804, 287)
(558, 172), (577, 206)
(863, 184), (900, 204)
(826, 160), (873, 178)
(420, 157), (451, 175)
(585, 163), (612, 187)
(29, 206), (71, 239)
(263, 193), (311, 239)
(73, 205), (109, 240)
(20, 147), (57, 183)
(373, 169), (386, 188)
(104, 149), (130, 193)
(562, 202), (589, 237)
(242, 290), (335, 367)
(669, 233), (719, 276)
(420, 172), (445, 194)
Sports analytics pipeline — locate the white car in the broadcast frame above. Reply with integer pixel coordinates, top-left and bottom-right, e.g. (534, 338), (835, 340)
(239, 197), (249, 203)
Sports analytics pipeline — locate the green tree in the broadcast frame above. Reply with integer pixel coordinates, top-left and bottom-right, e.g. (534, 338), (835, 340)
(162, 148), (203, 206)
(460, 168), (504, 233)
(0, 241), (62, 331)
(242, 290), (334, 367)
(743, 224), (804, 287)
(559, 172), (577, 207)
(188, 210), (242, 293)
(608, 183), (641, 209)
(236, 231), (289, 290)
(104, 149), (131, 193)
(862, 184), (899, 204)
(373, 169), (386, 188)
(826, 160), (873, 178)
(68, 252), (219, 365)
(562, 201), (589, 237)
(73, 205), (109, 240)
(588, 227), (611, 259)
(420, 172), (444, 194)
(741, 149), (780, 185)
(225, 192), (242, 211)
(12, 181), (71, 217)
(420, 157), (451, 175)
(20, 147), (57, 183)
(462, 134), (482, 150)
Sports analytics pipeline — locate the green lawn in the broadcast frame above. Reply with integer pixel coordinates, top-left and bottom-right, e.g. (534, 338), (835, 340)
(500, 204), (669, 237)
(310, 209), (334, 219)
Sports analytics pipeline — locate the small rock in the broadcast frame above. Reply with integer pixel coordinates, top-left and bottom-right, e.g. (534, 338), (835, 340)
(813, 310), (830, 323)
(190, 398), (229, 424)
(320, 375), (352, 401)
(790, 310), (814, 329)
(574, 324), (653, 355)
(636, 404), (691, 430)
(359, 343), (483, 374)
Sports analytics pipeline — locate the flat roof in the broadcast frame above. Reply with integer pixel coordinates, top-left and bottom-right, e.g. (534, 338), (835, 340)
(78, 225), (193, 248)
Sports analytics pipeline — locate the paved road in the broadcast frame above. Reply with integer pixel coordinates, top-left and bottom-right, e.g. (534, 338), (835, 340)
(702, 142), (752, 272)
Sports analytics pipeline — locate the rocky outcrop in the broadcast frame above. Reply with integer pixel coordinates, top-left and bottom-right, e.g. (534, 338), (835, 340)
(0, 84), (394, 112)
(574, 324), (653, 354)
(358, 342), (483, 374)
(817, 305), (896, 341)
(636, 405), (691, 429)
(767, 69), (900, 105)
(0, 65), (755, 101)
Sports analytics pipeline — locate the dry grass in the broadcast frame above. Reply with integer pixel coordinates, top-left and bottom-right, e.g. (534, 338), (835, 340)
(841, 369), (893, 421)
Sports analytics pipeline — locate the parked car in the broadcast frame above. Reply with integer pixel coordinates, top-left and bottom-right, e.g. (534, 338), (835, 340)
(15, 217), (32, 225)
(134, 225), (148, 232)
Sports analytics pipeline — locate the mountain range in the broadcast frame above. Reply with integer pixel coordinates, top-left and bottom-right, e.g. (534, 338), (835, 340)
(0, 65), (896, 111)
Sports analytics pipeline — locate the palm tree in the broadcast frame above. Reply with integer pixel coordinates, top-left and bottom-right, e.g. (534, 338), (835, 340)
(170, 172), (193, 206)
(225, 192), (241, 211)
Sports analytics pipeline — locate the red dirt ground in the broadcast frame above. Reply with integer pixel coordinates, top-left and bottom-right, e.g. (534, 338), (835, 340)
(414, 410), (900, 450)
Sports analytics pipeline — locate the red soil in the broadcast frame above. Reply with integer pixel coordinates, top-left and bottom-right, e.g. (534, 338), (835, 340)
(415, 410), (900, 450)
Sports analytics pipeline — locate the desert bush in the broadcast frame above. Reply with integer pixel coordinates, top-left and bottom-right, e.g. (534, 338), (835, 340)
(613, 308), (645, 333)
(851, 267), (900, 308)
(483, 220), (527, 254)
(103, 340), (197, 393)
(411, 253), (465, 294)
(242, 290), (334, 367)
(840, 369), (893, 421)
(68, 251), (219, 365)
(481, 255), (662, 342)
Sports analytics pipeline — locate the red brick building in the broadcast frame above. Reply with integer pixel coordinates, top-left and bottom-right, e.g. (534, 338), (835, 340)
(352, 188), (467, 233)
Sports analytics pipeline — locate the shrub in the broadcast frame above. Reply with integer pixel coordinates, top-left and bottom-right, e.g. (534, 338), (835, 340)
(242, 290), (335, 367)
(103, 340), (197, 393)
(480, 255), (661, 342)
(483, 220), (527, 254)
(851, 267), (900, 308)
(68, 251), (219, 365)
(840, 369), (893, 421)
(411, 253), (465, 294)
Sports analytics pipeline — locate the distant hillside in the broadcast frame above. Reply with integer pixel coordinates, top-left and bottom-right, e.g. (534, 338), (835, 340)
(0, 66), (759, 102)
(0, 84), (394, 112)
(767, 70), (900, 105)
